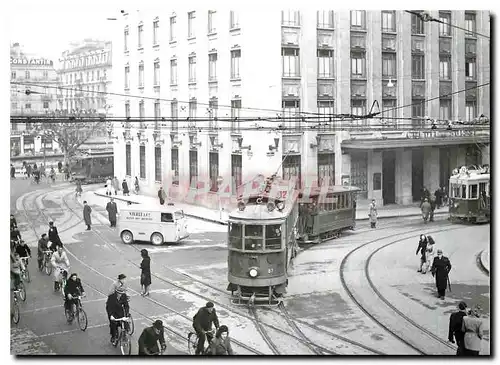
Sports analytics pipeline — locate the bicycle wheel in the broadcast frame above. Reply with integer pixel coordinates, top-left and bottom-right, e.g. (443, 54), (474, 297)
(187, 332), (198, 355)
(77, 308), (88, 331)
(45, 261), (52, 275)
(18, 282), (26, 302)
(65, 307), (73, 323)
(120, 332), (131, 355)
(23, 268), (31, 283)
(12, 302), (20, 324)
(128, 315), (134, 335)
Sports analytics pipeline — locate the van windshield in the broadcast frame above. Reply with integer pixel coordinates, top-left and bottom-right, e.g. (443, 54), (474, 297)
(174, 210), (184, 220)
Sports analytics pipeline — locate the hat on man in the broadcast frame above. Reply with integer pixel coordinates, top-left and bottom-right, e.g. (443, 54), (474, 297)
(458, 301), (467, 310)
(437, 249), (443, 254)
(206, 301), (214, 308)
(118, 274), (126, 280)
(153, 320), (163, 329)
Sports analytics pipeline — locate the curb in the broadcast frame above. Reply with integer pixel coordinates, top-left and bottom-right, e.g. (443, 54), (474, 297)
(478, 249), (490, 275)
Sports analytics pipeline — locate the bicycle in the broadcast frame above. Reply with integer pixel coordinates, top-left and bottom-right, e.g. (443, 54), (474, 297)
(40, 250), (53, 275)
(111, 317), (132, 355)
(11, 289), (21, 324)
(64, 294), (88, 331)
(55, 267), (69, 297)
(187, 329), (215, 355)
(20, 257), (31, 283)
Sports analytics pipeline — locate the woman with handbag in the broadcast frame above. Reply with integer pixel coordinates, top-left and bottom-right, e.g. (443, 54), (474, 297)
(140, 249), (151, 296)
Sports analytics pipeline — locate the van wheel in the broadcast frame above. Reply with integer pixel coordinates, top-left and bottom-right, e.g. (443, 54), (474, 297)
(150, 232), (164, 246)
(121, 230), (134, 244)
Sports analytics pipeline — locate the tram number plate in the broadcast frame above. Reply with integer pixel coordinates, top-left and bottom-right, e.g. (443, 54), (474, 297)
(268, 268), (274, 274)
(277, 191), (287, 199)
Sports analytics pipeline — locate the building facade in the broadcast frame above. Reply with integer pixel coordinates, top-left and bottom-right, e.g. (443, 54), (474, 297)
(111, 10), (490, 208)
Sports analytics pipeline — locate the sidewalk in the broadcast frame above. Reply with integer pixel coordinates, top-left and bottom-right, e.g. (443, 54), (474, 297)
(92, 189), (448, 226)
(480, 249), (490, 274)
(11, 326), (56, 355)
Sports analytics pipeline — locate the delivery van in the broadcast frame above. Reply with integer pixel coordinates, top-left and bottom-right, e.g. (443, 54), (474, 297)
(118, 203), (189, 245)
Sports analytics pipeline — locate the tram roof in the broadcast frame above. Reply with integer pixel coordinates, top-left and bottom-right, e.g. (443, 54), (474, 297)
(229, 203), (292, 221)
(450, 173), (490, 183)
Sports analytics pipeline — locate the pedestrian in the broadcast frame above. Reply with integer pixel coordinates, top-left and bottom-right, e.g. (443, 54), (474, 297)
(430, 249), (452, 299)
(429, 194), (436, 222)
(462, 305), (484, 356)
(448, 301), (468, 355)
(49, 166), (56, 183)
(441, 186), (448, 206)
(158, 187), (165, 205)
(34, 162), (38, 170)
(434, 188), (442, 208)
(425, 235), (436, 272)
(11, 164), (15, 179)
(113, 176), (120, 195)
(75, 180), (83, 197)
(48, 221), (63, 249)
(106, 177), (113, 196)
(106, 198), (118, 228)
(26, 164), (32, 178)
(108, 273), (128, 296)
(134, 176), (140, 195)
(421, 198), (432, 223)
(415, 234), (428, 273)
(140, 249), (151, 296)
(368, 199), (378, 228)
(58, 161), (62, 173)
(210, 325), (234, 355)
(138, 320), (167, 356)
(83, 201), (92, 231)
(122, 179), (130, 196)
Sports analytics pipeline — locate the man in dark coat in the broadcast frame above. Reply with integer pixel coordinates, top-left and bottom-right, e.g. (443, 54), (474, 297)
(106, 198), (118, 228)
(106, 287), (130, 344)
(122, 179), (130, 196)
(58, 161), (63, 173)
(416, 235), (428, 273)
(83, 201), (92, 230)
(48, 221), (63, 249)
(11, 164), (15, 179)
(431, 249), (452, 299)
(138, 320), (166, 355)
(158, 187), (165, 205)
(448, 301), (468, 355)
(429, 194), (436, 222)
(434, 188), (442, 208)
(193, 302), (220, 355)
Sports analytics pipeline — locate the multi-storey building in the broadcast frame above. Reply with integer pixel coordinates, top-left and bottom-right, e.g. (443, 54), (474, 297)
(10, 42), (60, 156)
(111, 10), (490, 208)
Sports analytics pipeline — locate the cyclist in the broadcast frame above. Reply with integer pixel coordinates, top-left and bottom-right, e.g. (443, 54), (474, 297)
(37, 233), (50, 269)
(138, 320), (167, 356)
(51, 245), (70, 291)
(48, 221), (63, 249)
(64, 273), (86, 320)
(108, 274), (128, 296)
(10, 224), (22, 244)
(10, 252), (22, 291)
(15, 240), (31, 267)
(106, 286), (130, 345)
(210, 325), (234, 355)
(193, 301), (220, 355)
(10, 214), (17, 231)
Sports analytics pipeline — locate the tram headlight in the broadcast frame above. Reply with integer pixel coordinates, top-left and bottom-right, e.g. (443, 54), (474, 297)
(249, 268), (258, 278)
(454, 203), (459, 208)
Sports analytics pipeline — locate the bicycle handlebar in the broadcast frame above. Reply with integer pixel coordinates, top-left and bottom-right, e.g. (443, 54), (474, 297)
(112, 317), (130, 322)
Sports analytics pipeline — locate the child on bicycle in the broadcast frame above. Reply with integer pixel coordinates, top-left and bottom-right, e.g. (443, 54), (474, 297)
(210, 325), (234, 355)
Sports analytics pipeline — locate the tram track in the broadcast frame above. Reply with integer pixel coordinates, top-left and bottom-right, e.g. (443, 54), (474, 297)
(339, 223), (464, 355)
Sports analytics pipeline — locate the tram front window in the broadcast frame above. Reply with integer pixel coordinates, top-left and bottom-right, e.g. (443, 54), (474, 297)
(229, 222), (242, 249)
(265, 224), (282, 250)
(244, 225), (263, 251)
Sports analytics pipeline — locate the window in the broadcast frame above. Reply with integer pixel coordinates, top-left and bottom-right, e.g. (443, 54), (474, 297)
(439, 99), (451, 121)
(465, 101), (476, 122)
(189, 99), (197, 119)
(350, 10), (365, 28)
(154, 101), (161, 124)
(139, 145), (146, 178)
(465, 57), (476, 80)
(138, 63), (144, 87)
(139, 101), (145, 128)
(154, 146), (162, 182)
(382, 99), (397, 125)
(282, 48), (300, 77)
(125, 103), (130, 119)
(382, 53), (396, 77)
(171, 100), (178, 131)
(231, 154), (242, 195)
(124, 28), (129, 51)
(265, 225), (282, 250)
(188, 11), (196, 38)
(209, 152), (219, 192)
(25, 71), (30, 79)
(412, 54), (425, 79)
(318, 100), (334, 121)
(229, 222), (243, 249)
(439, 55), (450, 79)
(138, 24), (143, 48)
(439, 12), (451, 36)
(125, 144), (131, 176)
(25, 103), (31, 109)
(351, 52), (365, 77)
(230, 11), (239, 29)
(318, 153), (335, 187)
(317, 49), (334, 78)
(382, 11), (396, 32)
(154, 61), (160, 86)
(412, 101), (425, 119)
(244, 225), (263, 251)
(465, 12), (476, 37)
(43, 70), (48, 79)
(209, 98), (218, 128)
(169, 16), (176, 41)
(317, 10), (334, 28)
(469, 184), (478, 199)
(11, 71), (16, 79)
(189, 150), (198, 187)
(170, 59), (177, 84)
(282, 99), (300, 120)
(208, 53), (217, 81)
(153, 19), (159, 45)
(124, 66), (130, 89)
(161, 213), (173, 223)
(351, 99), (366, 116)
(171, 148), (179, 185)
(282, 155), (301, 190)
(231, 99), (241, 131)
(411, 12), (424, 34)
(208, 10), (216, 33)
(230, 49), (240, 79)
(188, 55), (196, 82)
(43, 102), (49, 109)
(282, 11), (300, 26)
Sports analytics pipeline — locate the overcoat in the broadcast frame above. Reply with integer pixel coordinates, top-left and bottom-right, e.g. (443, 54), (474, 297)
(106, 201), (118, 222)
(122, 181), (129, 194)
(431, 256), (452, 291)
(369, 203), (378, 223)
(113, 177), (120, 192)
(48, 226), (62, 246)
(83, 205), (92, 225)
(140, 256), (152, 286)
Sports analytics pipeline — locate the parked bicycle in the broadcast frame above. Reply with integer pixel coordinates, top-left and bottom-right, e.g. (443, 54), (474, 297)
(64, 294), (88, 331)
(187, 329), (215, 355)
(111, 317), (132, 355)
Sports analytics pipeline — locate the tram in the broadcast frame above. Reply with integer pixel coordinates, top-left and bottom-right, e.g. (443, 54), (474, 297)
(227, 175), (300, 306)
(296, 185), (361, 243)
(448, 165), (490, 223)
(71, 152), (114, 184)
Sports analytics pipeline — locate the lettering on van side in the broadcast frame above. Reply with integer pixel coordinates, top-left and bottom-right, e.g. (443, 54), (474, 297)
(125, 211), (153, 221)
